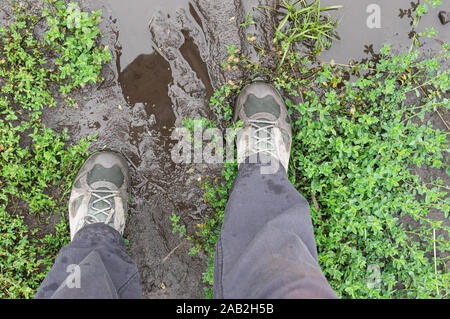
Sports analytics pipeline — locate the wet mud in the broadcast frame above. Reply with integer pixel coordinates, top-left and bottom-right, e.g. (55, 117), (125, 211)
(15, 0), (448, 297)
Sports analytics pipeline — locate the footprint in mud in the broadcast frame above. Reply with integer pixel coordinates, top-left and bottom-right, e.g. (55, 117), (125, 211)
(116, 5), (221, 204)
(116, 4), (219, 186)
(147, 8), (215, 125)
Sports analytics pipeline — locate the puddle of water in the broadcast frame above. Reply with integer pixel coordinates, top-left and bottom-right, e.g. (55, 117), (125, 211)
(320, 0), (450, 64)
(118, 52), (175, 128)
(109, 0), (213, 129)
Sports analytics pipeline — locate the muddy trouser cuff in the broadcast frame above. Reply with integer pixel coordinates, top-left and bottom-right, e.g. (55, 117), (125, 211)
(35, 223), (141, 299)
(213, 155), (337, 298)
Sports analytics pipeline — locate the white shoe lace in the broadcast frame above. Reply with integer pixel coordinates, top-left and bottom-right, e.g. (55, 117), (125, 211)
(83, 189), (119, 226)
(249, 119), (278, 159)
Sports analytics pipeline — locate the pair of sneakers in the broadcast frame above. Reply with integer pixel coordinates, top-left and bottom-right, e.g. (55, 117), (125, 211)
(69, 82), (292, 238)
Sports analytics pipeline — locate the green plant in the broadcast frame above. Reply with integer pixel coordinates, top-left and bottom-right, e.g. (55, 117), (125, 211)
(0, 0), (110, 298)
(43, 0), (111, 95)
(240, 12), (255, 28)
(288, 44), (449, 298)
(170, 212), (187, 239)
(411, 0), (443, 48)
(268, 0), (342, 67)
(412, 0), (442, 26)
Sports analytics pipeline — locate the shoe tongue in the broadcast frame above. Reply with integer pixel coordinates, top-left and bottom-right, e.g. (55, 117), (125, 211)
(244, 94), (281, 118)
(87, 164), (124, 188)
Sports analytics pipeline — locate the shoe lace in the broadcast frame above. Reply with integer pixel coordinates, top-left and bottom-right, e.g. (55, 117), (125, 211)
(249, 119), (277, 159)
(83, 189), (119, 226)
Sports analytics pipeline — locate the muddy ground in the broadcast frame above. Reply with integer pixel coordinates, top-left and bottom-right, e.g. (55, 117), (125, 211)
(1, 0), (447, 298)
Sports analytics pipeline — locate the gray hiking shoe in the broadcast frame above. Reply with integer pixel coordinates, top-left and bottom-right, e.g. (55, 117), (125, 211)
(234, 82), (292, 171)
(68, 151), (130, 240)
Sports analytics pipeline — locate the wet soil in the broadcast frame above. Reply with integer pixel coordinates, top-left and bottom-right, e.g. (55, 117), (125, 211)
(2, 0), (446, 298)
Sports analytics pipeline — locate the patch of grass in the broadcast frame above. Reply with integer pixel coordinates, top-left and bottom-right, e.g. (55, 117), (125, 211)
(172, 1), (449, 298)
(268, 0), (342, 67)
(288, 44), (449, 298)
(0, 0), (110, 298)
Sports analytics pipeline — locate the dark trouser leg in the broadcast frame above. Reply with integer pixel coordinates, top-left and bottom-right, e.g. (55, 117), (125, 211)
(35, 223), (141, 299)
(213, 158), (337, 298)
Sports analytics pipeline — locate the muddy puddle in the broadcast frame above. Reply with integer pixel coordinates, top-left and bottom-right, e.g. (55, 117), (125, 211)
(111, 0), (215, 130)
(37, 0), (448, 298)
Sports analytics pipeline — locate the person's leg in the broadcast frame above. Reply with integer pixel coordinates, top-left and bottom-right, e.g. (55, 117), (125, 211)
(36, 223), (141, 299)
(213, 82), (337, 299)
(36, 151), (141, 299)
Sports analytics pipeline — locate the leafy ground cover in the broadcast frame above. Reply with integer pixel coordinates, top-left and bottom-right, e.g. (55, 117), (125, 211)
(0, 0), (110, 298)
(1, 0), (448, 300)
(173, 0), (449, 298)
